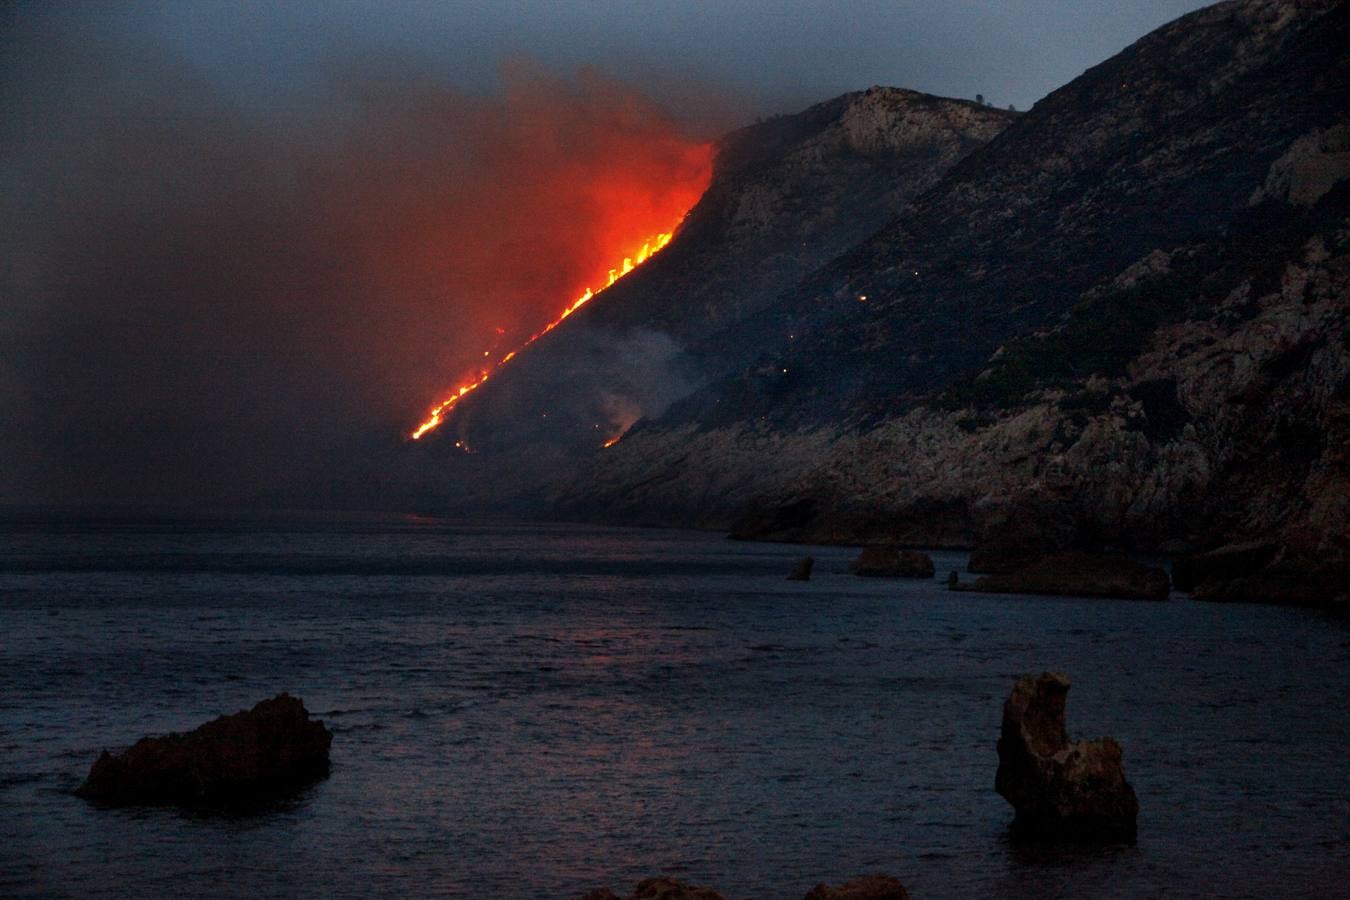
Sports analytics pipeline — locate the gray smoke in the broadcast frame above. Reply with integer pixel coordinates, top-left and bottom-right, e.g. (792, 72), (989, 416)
(0, 9), (717, 510)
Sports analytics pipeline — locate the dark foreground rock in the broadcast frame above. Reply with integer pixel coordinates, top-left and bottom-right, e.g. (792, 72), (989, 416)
(996, 673), (1138, 842)
(952, 551), (1169, 600)
(849, 547), (935, 578)
(788, 556), (815, 581)
(76, 693), (331, 809)
(803, 873), (910, 899)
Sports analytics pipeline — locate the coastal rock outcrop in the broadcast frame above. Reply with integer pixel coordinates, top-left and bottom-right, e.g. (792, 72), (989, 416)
(1191, 558), (1350, 608)
(952, 551), (1169, 600)
(1174, 542), (1349, 606)
(75, 693), (332, 809)
(849, 547), (935, 578)
(995, 673), (1138, 841)
(803, 873), (910, 899)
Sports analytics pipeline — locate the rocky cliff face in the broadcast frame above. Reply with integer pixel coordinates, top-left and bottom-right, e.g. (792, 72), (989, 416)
(567, 191), (1349, 558)
(543, 0), (1349, 573)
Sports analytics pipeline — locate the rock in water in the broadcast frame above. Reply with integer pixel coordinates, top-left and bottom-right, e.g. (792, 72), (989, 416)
(953, 551), (1169, 600)
(849, 547), (935, 578)
(803, 873), (910, 899)
(76, 693), (332, 809)
(787, 556), (815, 581)
(995, 673), (1138, 841)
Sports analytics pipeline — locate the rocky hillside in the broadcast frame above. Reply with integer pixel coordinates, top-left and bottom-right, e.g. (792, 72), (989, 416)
(597, 86), (1017, 338)
(542, 0), (1349, 589)
(425, 88), (1014, 455)
(560, 188), (1348, 550)
(645, 0), (1349, 428)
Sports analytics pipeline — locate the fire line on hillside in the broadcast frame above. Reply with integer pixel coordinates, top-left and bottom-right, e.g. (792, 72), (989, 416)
(410, 228), (681, 443)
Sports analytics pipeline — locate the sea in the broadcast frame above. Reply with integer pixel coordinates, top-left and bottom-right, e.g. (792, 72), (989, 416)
(1, 516), (1347, 899)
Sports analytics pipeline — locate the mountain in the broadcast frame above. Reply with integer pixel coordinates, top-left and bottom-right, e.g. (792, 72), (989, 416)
(414, 0), (1349, 601)
(541, 1), (1349, 573)
(422, 88), (1015, 456)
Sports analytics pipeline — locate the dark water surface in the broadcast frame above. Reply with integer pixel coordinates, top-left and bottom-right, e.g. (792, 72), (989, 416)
(1, 518), (1347, 898)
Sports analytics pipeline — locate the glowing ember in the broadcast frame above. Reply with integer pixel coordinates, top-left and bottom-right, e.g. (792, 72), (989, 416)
(410, 229), (677, 440)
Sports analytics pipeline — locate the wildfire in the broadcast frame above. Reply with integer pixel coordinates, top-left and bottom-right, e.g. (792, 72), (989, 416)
(410, 229), (676, 440)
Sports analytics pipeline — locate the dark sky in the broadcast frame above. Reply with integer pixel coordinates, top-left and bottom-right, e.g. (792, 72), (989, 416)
(1, 0), (1212, 511)
(64, 1), (1209, 117)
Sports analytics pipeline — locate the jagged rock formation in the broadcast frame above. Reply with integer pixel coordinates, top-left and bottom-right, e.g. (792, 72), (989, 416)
(847, 547), (935, 578)
(1252, 122), (1350, 207)
(75, 694), (332, 809)
(536, 1), (1349, 597)
(995, 673), (1139, 841)
(951, 552), (1170, 600)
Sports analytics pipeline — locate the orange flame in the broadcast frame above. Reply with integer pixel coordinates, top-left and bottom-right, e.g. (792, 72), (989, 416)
(410, 230), (677, 440)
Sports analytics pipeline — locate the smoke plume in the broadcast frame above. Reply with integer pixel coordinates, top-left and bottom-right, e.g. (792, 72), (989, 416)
(0, 11), (714, 509)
